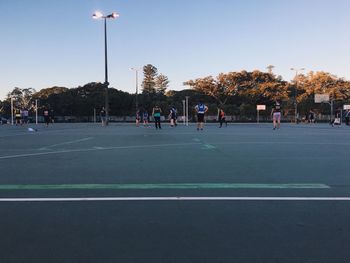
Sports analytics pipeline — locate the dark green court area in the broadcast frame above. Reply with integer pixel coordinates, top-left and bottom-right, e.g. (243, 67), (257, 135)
(0, 123), (350, 263)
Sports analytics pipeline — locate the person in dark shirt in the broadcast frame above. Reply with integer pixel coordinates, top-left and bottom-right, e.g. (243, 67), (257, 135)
(271, 101), (281, 130)
(195, 101), (208, 131)
(218, 108), (227, 128)
(152, 105), (162, 129)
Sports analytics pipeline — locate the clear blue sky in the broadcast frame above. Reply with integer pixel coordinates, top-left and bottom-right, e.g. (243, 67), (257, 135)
(1, 0), (349, 99)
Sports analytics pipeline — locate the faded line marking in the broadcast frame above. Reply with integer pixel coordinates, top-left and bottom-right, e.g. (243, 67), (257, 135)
(38, 137), (94, 150)
(202, 144), (217, 150)
(0, 196), (350, 202)
(0, 183), (330, 190)
(0, 142), (202, 160)
(211, 141), (350, 146)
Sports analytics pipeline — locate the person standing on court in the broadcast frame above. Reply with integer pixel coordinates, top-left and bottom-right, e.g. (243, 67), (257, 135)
(136, 109), (141, 127)
(43, 108), (50, 127)
(169, 106), (177, 127)
(15, 108), (21, 125)
(143, 110), (149, 127)
(218, 108), (227, 128)
(345, 109), (350, 126)
(152, 105), (162, 129)
(100, 107), (107, 126)
(22, 108), (29, 125)
(195, 101), (208, 131)
(271, 100), (281, 130)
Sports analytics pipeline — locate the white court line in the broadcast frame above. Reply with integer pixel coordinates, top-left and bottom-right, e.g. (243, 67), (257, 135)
(0, 132), (36, 138)
(38, 137), (94, 150)
(0, 142), (202, 160)
(1, 197), (350, 202)
(211, 141), (350, 146)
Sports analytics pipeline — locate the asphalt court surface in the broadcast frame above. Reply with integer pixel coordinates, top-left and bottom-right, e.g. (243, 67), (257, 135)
(0, 122), (350, 262)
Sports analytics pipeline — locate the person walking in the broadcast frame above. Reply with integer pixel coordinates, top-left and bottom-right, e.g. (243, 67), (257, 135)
(218, 108), (227, 128)
(100, 107), (107, 126)
(152, 105), (162, 129)
(195, 101), (208, 131)
(43, 108), (50, 127)
(308, 109), (315, 124)
(271, 101), (281, 130)
(169, 106), (177, 127)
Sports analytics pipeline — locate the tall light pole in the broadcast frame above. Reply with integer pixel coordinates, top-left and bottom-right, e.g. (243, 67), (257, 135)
(35, 99), (38, 125)
(130, 67), (141, 112)
(185, 96), (189, 126)
(10, 97), (14, 125)
(93, 11), (119, 125)
(290, 67), (305, 123)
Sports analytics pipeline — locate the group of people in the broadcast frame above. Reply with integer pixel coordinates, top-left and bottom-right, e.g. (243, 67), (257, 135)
(135, 106), (177, 129)
(11, 107), (54, 127)
(99, 100), (350, 130)
(14, 108), (29, 125)
(134, 102), (213, 131)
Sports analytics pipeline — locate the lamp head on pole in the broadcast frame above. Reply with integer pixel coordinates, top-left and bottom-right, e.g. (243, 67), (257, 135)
(92, 11), (104, 19)
(92, 11), (119, 19)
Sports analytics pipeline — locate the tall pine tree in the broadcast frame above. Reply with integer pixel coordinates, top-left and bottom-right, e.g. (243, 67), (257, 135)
(142, 64), (158, 94)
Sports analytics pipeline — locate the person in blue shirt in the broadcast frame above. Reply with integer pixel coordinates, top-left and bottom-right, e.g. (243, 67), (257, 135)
(143, 111), (149, 127)
(169, 106), (177, 127)
(195, 101), (208, 131)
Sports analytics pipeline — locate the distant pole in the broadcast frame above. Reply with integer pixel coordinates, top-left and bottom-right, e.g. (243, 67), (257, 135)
(330, 99), (334, 123)
(182, 100), (186, 125)
(103, 18), (109, 125)
(130, 68), (141, 113)
(93, 11), (119, 126)
(290, 68), (305, 124)
(93, 108), (96, 123)
(11, 97), (14, 125)
(257, 110), (260, 123)
(185, 96), (189, 126)
(35, 99), (38, 125)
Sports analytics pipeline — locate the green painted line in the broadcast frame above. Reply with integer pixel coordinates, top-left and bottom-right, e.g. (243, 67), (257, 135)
(202, 144), (217, 150)
(0, 183), (330, 190)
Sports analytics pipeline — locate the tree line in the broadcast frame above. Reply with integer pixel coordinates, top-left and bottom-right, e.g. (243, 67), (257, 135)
(1, 64), (350, 121)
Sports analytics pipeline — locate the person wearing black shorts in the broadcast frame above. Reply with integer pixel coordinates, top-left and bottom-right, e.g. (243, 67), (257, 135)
(195, 101), (208, 131)
(271, 101), (281, 130)
(152, 105), (162, 129)
(43, 108), (50, 127)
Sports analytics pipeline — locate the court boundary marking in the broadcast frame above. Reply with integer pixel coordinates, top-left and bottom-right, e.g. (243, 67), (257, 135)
(0, 142), (202, 160)
(38, 137), (94, 150)
(1, 196), (350, 202)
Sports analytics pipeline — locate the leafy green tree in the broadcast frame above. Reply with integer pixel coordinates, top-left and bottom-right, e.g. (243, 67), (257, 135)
(142, 64), (158, 94)
(33, 86), (68, 99)
(184, 75), (235, 107)
(7, 87), (36, 109)
(155, 74), (169, 95)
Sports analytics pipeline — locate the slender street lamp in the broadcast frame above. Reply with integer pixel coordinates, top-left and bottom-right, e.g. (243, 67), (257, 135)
(290, 67), (305, 123)
(130, 67), (141, 113)
(92, 11), (119, 125)
(10, 96), (14, 125)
